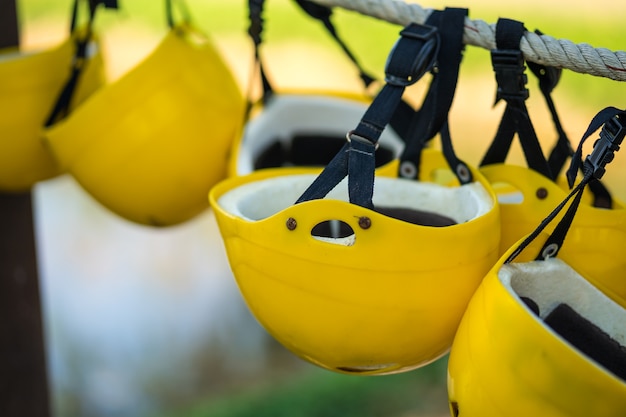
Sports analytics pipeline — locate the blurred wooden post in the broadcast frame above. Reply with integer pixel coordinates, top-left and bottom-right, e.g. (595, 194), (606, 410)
(0, 1), (52, 416)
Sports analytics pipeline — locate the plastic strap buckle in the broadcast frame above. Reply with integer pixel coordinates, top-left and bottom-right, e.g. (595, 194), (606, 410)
(346, 130), (379, 150)
(585, 114), (626, 180)
(491, 49), (529, 101)
(384, 23), (438, 87)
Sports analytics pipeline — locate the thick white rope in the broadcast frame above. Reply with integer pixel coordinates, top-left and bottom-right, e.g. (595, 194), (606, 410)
(310, 0), (626, 81)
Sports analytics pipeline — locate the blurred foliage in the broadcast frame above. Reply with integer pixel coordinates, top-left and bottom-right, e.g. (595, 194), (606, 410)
(160, 356), (449, 417)
(16, 0), (626, 111)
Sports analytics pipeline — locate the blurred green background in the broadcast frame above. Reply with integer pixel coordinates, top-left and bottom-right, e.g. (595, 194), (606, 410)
(10, 1), (626, 417)
(18, 0), (626, 196)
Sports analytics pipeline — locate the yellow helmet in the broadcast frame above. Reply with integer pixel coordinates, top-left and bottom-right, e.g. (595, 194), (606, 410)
(229, 90), (406, 176)
(448, 230), (626, 417)
(481, 164), (626, 304)
(482, 105), (626, 305)
(211, 147), (499, 375)
(44, 24), (245, 226)
(449, 109), (626, 416)
(479, 22), (626, 306)
(0, 27), (105, 192)
(211, 9), (499, 376)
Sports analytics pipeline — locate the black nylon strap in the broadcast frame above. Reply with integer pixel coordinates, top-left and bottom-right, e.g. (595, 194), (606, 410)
(45, 0), (117, 127)
(295, 22), (439, 208)
(527, 49), (568, 179)
(294, 0), (375, 87)
(248, 0), (416, 144)
(505, 108), (626, 264)
(495, 18), (525, 50)
(504, 171), (590, 264)
(398, 8), (471, 183)
(567, 107), (626, 187)
(536, 107), (625, 259)
(535, 181), (586, 261)
(248, 0), (274, 103)
(528, 49), (614, 208)
(300, 0), (417, 147)
(480, 18), (553, 179)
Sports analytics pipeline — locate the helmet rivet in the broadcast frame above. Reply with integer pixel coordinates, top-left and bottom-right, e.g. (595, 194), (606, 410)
(358, 216), (371, 229)
(286, 217), (297, 230)
(456, 164), (471, 183)
(536, 187), (548, 199)
(542, 243), (559, 259)
(399, 161), (417, 178)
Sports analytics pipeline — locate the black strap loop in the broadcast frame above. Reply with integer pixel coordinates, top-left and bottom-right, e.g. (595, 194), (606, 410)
(45, 0), (118, 127)
(247, 0), (273, 104)
(535, 182), (586, 261)
(398, 8), (471, 184)
(295, 22), (439, 208)
(528, 42), (614, 208)
(480, 18), (553, 179)
(294, 0), (376, 87)
(506, 108), (626, 264)
(567, 107), (626, 187)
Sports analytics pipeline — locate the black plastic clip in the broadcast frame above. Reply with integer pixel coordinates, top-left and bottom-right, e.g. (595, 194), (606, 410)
(585, 114), (626, 180)
(491, 49), (529, 101)
(384, 23), (439, 87)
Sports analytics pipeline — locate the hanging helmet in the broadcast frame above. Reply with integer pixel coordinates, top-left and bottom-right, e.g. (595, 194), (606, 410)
(229, 91), (406, 176)
(211, 144), (499, 375)
(211, 9), (500, 375)
(481, 163), (626, 305)
(449, 107), (626, 416)
(44, 23), (245, 226)
(482, 105), (626, 305)
(0, 27), (105, 192)
(447, 231), (626, 417)
(478, 19), (626, 306)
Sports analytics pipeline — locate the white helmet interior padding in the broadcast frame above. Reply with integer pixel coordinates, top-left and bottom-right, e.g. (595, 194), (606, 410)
(500, 259), (626, 381)
(235, 94), (406, 175)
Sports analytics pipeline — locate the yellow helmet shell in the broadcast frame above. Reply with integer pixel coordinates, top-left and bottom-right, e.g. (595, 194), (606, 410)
(481, 164), (626, 304)
(44, 25), (245, 226)
(0, 30), (105, 191)
(448, 233), (626, 417)
(210, 148), (500, 375)
(228, 91), (405, 177)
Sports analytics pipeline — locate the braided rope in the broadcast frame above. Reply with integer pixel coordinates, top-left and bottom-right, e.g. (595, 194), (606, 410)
(309, 0), (626, 81)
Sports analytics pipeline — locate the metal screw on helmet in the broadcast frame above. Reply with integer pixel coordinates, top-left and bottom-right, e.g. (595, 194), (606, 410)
(536, 187), (548, 199)
(358, 216), (372, 229)
(286, 217), (297, 230)
(400, 161), (417, 178)
(456, 164), (471, 183)
(542, 242), (559, 259)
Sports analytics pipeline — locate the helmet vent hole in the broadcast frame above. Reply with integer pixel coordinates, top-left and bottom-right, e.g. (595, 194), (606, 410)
(492, 181), (524, 204)
(311, 220), (355, 245)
